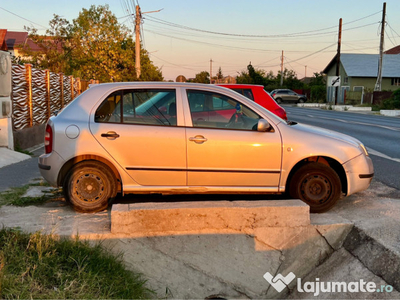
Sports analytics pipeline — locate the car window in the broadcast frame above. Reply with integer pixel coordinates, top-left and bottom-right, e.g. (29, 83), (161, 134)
(187, 90), (260, 131)
(95, 89), (177, 126)
(231, 88), (254, 101)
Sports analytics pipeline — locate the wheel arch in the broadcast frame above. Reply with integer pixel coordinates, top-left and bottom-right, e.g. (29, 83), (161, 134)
(286, 156), (347, 195)
(57, 155), (122, 195)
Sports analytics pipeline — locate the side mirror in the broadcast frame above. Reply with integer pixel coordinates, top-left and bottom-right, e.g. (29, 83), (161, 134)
(257, 119), (273, 132)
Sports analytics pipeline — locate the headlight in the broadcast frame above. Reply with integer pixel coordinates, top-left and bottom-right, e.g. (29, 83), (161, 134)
(359, 143), (369, 156)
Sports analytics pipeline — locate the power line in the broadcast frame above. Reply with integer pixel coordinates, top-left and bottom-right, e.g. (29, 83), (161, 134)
(0, 6), (48, 29)
(144, 28), (283, 53)
(144, 10), (381, 39)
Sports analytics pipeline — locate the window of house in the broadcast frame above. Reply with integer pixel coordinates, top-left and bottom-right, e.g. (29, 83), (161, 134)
(391, 78), (400, 86)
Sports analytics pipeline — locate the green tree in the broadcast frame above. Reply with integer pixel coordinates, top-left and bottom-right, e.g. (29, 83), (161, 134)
(23, 15), (72, 73)
(277, 68), (304, 90)
(69, 5), (136, 82)
(236, 63), (266, 85)
(193, 71), (210, 84)
(309, 72), (326, 86)
(22, 5), (162, 82)
(216, 67), (223, 80)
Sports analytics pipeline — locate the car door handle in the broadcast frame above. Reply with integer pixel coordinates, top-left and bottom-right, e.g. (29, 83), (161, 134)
(101, 131), (120, 139)
(189, 135), (207, 144)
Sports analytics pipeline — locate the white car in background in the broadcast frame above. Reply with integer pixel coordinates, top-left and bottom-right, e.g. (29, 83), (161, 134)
(39, 82), (373, 213)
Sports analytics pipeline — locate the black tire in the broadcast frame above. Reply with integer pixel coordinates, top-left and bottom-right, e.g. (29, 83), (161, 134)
(63, 161), (116, 213)
(298, 98), (305, 103)
(276, 98), (282, 104)
(289, 163), (341, 213)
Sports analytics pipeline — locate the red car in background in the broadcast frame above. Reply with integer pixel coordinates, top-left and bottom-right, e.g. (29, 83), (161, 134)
(218, 84), (287, 120)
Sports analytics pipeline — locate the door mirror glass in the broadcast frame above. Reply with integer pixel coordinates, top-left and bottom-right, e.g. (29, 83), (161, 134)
(257, 119), (273, 132)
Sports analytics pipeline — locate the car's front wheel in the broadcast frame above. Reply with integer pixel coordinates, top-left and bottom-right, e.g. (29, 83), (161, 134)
(276, 98), (282, 104)
(289, 163), (342, 213)
(63, 161), (117, 213)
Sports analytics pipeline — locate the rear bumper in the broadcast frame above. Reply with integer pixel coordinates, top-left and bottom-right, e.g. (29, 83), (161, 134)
(38, 151), (65, 187)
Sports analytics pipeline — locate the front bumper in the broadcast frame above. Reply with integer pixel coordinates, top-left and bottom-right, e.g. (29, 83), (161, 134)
(343, 154), (374, 195)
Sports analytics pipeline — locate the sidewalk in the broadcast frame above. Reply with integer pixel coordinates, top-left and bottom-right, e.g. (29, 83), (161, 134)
(0, 147), (31, 168)
(0, 145), (44, 192)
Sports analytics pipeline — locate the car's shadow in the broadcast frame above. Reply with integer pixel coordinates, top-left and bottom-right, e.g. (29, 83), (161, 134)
(113, 193), (289, 205)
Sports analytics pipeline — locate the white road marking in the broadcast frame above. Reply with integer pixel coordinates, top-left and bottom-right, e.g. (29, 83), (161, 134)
(367, 147), (400, 163)
(296, 113), (400, 132)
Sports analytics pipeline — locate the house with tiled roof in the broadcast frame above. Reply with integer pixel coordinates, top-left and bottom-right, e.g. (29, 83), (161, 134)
(384, 45), (400, 55)
(0, 29), (7, 51)
(0, 29), (43, 58)
(323, 53), (400, 103)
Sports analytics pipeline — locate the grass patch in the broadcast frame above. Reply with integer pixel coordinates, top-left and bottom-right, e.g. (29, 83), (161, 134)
(0, 181), (62, 208)
(14, 144), (33, 156)
(0, 228), (153, 299)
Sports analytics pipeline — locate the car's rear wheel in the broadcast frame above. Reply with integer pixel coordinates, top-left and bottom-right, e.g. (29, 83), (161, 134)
(63, 161), (116, 213)
(276, 98), (282, 104)
(298, 98), (305, 103)
(289, 163), (341, 213)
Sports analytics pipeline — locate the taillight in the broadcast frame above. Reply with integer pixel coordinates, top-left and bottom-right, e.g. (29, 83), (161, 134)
(44, 124), (53, 154)
(274, 108), (288, 120)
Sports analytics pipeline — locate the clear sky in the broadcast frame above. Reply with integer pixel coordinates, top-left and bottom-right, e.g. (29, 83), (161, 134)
(1, 0), (399, 81)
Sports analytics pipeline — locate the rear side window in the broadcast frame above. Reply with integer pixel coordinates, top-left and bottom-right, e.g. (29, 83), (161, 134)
(232, 88), (254, 101)
(95, 89), (177, 126)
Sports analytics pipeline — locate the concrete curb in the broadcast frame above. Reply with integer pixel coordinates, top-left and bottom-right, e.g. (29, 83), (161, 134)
(297, 103), (373, 112)
(297, 103), (400, 117)
(343, 225), (400, 291)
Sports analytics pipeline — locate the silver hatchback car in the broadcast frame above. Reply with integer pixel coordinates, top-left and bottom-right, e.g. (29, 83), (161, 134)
(39, 82), (373, 213)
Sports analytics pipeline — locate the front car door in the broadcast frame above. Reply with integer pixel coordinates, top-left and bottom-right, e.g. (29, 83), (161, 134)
(184, 89), (282, 188)
(90, 88), (187, 186)
(287, 91), (298, 102)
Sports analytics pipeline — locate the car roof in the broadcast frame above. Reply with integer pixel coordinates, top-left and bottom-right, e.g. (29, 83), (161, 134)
(217, 84), (264, 88)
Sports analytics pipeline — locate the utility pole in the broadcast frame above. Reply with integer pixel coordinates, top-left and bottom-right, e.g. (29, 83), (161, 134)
(375, 2), (386, 91)
(334, 18), (342, 105)
(135, 5), (141, 79)
(134, 5), (163, 79)
(210, 59), (213, 84)
(305, 65), (307, 78)
(280, 50), (284, 86)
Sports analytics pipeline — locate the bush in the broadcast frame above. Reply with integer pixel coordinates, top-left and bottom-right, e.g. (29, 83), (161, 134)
(309, 86), (326, 103)
(381, 89), (400, 109)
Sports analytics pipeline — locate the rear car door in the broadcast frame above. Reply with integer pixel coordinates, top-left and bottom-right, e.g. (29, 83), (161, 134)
(184, 89), (282, 188)
(89, 88), (187, 186)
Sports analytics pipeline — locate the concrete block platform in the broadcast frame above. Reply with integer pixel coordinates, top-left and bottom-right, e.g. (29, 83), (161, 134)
(108, 200), (356, 298)
(111, 200), (310, 235)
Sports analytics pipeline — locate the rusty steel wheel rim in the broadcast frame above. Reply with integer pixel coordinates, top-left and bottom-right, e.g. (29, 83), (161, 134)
(300, 174), (332, 204)
(72, 172), (105, 203)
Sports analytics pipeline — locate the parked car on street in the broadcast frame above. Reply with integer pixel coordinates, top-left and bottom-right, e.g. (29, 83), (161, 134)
(218, 84), (287, 120)
(270, 89), (307, 104)
(39, 82), (373, 213)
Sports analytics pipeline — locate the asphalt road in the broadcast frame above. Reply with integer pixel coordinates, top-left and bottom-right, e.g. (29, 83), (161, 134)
(284, 105), (400, 192)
